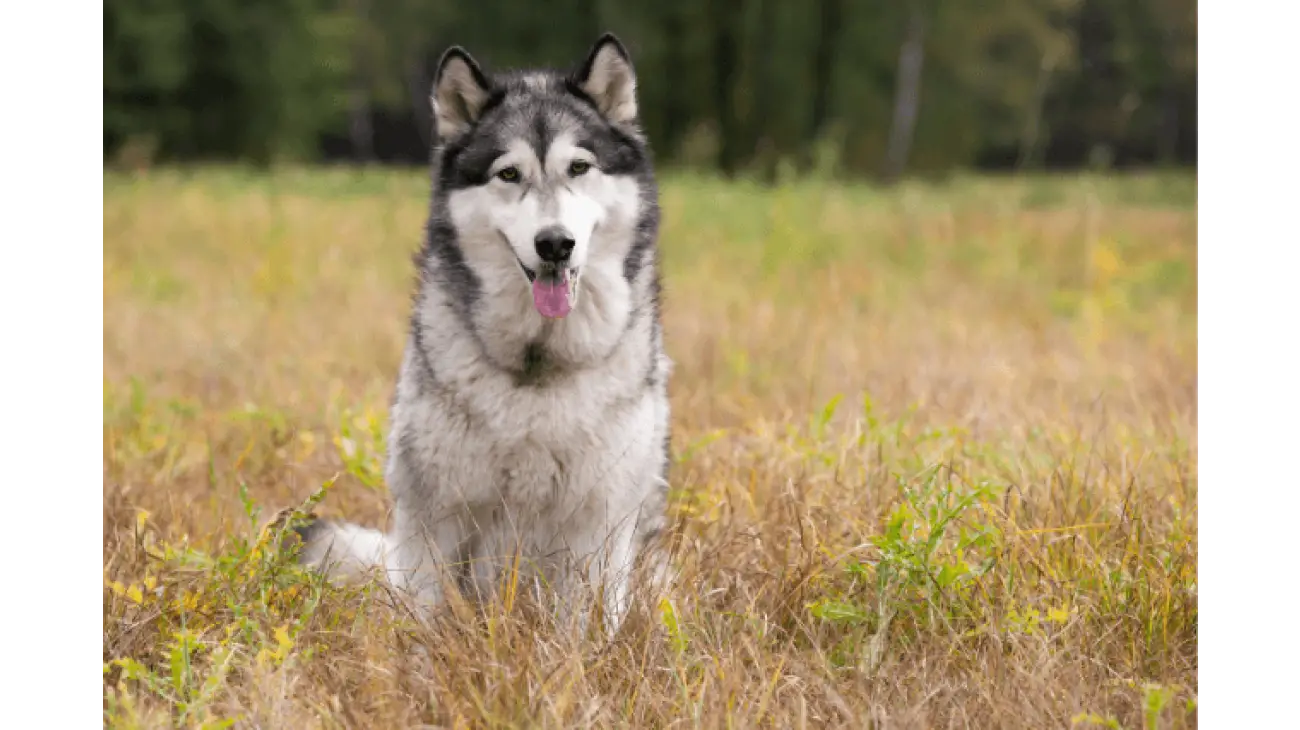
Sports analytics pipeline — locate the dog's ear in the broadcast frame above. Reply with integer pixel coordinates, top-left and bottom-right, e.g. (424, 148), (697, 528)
(573, 33), (638, 125)
(432, 47), (492, 140)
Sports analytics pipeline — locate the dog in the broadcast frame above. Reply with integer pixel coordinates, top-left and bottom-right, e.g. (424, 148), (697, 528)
(291, 33), (671, 636)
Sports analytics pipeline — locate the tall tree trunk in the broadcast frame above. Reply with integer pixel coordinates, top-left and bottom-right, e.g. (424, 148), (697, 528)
(1156, 18), (1180, 167)
(661, 6), (687, 159)
(752, 0), (779, 184)
(1018, 48), (1060, 170)
(882, 3), (926, 184)
(348, 87), (374, 163)
(807, 0), (844, 166)
(709, 0), (744, 177)
(348, 0), (374, 164)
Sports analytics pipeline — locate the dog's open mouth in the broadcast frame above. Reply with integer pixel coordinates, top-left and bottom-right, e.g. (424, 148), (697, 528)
(516, 258), (580, 319)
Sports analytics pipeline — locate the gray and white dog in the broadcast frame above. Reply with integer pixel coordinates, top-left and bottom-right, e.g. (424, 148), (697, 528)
(293, 34), (670, 635)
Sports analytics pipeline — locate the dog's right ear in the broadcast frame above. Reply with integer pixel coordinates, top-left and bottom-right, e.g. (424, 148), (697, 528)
(432, 47), (492, 140)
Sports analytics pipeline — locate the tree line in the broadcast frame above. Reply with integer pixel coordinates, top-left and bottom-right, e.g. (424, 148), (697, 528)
(104, 0), (1197, 178)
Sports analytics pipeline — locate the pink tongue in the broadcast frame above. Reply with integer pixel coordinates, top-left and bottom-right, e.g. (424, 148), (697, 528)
(532, 272), (572, 318)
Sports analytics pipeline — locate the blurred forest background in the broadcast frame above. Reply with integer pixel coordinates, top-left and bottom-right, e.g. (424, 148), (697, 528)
(103, 0), (1197, 179)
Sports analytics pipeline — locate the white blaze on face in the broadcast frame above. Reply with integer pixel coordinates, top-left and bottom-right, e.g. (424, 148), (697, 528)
(545, 134), (604, 269)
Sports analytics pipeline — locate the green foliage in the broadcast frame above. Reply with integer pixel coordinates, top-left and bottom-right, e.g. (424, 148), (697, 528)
(104, 481), (359, 729)
(103, 0), (1196, 174)
(333, 406), (388, 491)
(105, 0), (353, 164)
(807, 455), (1005, 672)
(865, 470), (1003, 622)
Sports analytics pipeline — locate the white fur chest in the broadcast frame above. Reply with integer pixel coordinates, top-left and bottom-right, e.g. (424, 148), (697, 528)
(399, 259), (663, 519)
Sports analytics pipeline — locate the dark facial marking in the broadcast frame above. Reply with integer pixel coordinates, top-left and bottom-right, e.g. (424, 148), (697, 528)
(575, 126), (644, 176)
(437, 88), (507, 191)
(530, 113), (555, 166)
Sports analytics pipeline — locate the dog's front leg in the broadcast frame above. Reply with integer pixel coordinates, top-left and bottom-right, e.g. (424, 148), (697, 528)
(386, 507), (473, 609)
(558, 510), (640, 638)
(594, 519), (639, 637)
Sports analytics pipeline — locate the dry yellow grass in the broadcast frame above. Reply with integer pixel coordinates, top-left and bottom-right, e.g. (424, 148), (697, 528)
(103, 168), (1196, 729)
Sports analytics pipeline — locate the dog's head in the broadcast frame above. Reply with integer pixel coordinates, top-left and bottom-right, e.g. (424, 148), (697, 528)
(430, 34), (652, 320)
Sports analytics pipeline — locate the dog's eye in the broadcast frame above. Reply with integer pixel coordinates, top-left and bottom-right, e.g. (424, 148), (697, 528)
(496, 167), (520, 183)
(568, 160), (592, 177)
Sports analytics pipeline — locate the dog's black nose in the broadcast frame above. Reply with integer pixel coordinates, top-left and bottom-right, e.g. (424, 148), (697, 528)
(534, 226), (576, 263)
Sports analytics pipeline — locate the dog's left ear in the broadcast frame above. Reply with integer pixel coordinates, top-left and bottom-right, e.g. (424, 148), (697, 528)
(574, 33), (638, 125)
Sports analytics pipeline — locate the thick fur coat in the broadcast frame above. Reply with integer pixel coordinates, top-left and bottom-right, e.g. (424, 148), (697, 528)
(293, 34), (670, 634)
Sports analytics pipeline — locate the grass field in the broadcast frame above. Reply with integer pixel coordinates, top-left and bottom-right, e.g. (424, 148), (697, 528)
(103, 168), (1197, 729)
